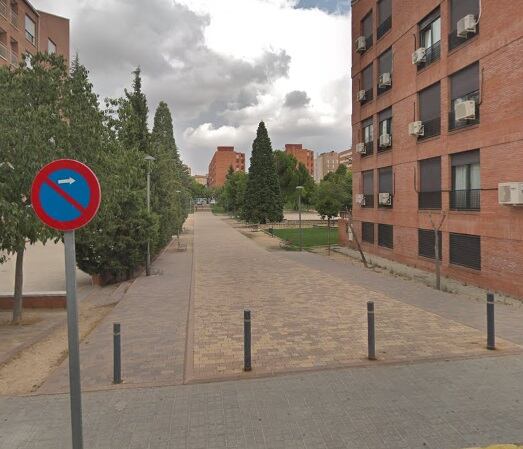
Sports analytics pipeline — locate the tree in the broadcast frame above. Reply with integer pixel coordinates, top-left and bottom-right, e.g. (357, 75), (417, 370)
(428, 212), (447, 291)
(324, 164), (352, 211)
(314, 180), (344, 255)
(274, 151), (315, 209)
(243, 122), (283, 223)
(222, 167), (248, 217)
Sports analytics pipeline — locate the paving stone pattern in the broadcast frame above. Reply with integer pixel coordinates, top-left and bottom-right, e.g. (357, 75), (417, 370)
(190, 213), (520, 381)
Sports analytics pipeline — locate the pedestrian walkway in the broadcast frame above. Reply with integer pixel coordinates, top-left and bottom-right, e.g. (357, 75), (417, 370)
(38, 218), (194, 393)
(188, 213), (520, 382)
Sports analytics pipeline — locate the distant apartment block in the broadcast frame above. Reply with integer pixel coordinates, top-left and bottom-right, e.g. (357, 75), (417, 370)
(193, 175), (208, 186)
(346, 0), (523, 298)
(0, 0), (69, 68)
(314, 151), (340, 182)
(207, 146), (245, 188)
(285, 144), (314, 177)
(338, 149), (353, 171)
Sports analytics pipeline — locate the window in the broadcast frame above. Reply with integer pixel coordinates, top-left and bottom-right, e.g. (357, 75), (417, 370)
(378, 108), (392, 151)
(418, 229), (442, 260)
(377, 48), (392, 95)
(418, 8), (441, 70)
(378, 224), (393, 249)
(450, 150), (480, 210)
(361, 11), (373, 51)
(362, 222), (375, 244)
(449, 63), (480, 130)
(362, 170), (374, 208)
(450, 233), (481, 270)
(418, 157), (441, 209)
(377, 0), (392, 39)
(378, 166), (393, 208)
(362, 117), (374, 156)
(48, 39), (56, 54)
(419, 82), (441, 139)
(361, 64), (373, 104)
(25, 15), (36, 45)
(449, 0), (479, 50)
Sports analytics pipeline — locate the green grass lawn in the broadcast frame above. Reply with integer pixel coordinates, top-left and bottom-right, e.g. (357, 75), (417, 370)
(271, 226), (339, 248)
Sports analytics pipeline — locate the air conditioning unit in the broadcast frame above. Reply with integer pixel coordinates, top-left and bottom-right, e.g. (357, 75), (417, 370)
(378, 72), (392, 88)
(355, 36), (366, 53)
(412, 47), (426, 65)
(457, 14), (477, 38)
(378, 192), (392, 206)
(356, 193), (366, 205)
(498, 182), (523, 205)
(379, 133), (392, 148)
(408, 121), (424, 136)
(455, 99), (476, 121)
(357, 89), (366, 102)
(355, 143), (366, 154)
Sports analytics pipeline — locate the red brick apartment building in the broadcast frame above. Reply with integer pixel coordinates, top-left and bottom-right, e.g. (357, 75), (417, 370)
(345, 0), (523, 297)
(207, 146), (245, 188)
(285, 144), (315, 177)
(0, 0), (69, 67)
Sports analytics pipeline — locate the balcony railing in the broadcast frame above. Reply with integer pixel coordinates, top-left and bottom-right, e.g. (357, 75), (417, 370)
(0, 0), (7, 18)
(362, 194), (374, 208)
(419, 117), (441, 140)
(377, 79), (392, 96)
(449, 91), (480, 131)
(0, 41), (7, 61)
(361, 88), (373, 105)
(449, 24), (479, 50)
(417, 41), (441, 71)
(450, 189), (480, 211)
(363, 140), (374, 156)
(377, 16), (392, 40)
(365, 34), (373, 51)
(418, 191), (442, 210)
(10, 9), (18, 28)
(10, 50), (18, 66)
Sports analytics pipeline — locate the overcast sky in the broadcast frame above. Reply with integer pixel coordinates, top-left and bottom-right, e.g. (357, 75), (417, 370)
(36, 0), (351, 174)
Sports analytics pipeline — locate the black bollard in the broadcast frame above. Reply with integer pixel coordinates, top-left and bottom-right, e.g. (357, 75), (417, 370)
(487, 293), (495, 350)
(113, 323), (122, 384)
(244, 310), (252, 371)
(367, 301), (376, 360)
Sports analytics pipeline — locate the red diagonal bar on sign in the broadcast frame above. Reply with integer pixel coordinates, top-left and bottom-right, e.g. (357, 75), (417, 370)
(44, 178), (87, 214)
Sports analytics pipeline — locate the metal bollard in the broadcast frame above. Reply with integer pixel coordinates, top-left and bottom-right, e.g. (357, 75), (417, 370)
(113, 323), (122, 384)
(367, 301), (376, 360)
(244, 310), (252, 371)
(487, 293), (495, 350)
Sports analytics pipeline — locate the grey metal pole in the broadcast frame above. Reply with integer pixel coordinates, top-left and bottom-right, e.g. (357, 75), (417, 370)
(146, 163), (151, 277)
(64, 230), (84, 449)
(244, 310), (252, 371)
(298, 191), (302, 252)
(367, 301), (376, 360)
(113, 323), (122, 384)
(487, 293), (495, 350)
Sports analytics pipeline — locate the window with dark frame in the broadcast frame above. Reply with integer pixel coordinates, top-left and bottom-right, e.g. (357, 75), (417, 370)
(450, 233), (481, 270)
(377, 0), (392, 39)
(418, 157), (441, 209)
(449, 0), (479, 50)
(362, 170), (374, 208)
(451, 149), (480, 211)
(377, 48), (392, 95)
(362, 222), (375, 244)
(418, 229), (442, 260)
(361, 11), (373, 51)
(378, 107), (392, 151)
(25, 15), (36, 45)
(378, 224), (393, 249)
(419, 82), (441, 139)
(418, 8), (441, 70)
(361, 64), (373, 104)
(362, 117), (374, 156)
(449, 62), (480, 130)
(378, 166), (393, 208)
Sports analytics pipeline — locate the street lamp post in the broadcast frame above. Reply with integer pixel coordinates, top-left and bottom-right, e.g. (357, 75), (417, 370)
(175, 190), (182, 239)
(296, 186), (304, 252)
(145, 155), (155, 277)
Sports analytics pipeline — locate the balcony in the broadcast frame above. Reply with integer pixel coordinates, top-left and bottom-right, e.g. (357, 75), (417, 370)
(377, 16), (392, 40)
(364, 34), (373, 51)
(10, 9), (18, 28)
(0, 0), (7, 18)
(450, 189), (480, 211)
(449, 91), (480, 131)
(418, 117), (440, 140)
(417, 41), (441, 71)
(360, 88), (373, 105)
(10, 49), (18, 66)
(418, 191), (442, 210)
(362, 194), (374, 208)
(0, 41), (7, 61)
(449, 24), (479, 51)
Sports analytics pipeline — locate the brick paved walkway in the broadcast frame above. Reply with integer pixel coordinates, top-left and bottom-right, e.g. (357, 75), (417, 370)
(2, 354), (522, 449)
(38, 218), (194, 393)
(189, 213), (520, 381)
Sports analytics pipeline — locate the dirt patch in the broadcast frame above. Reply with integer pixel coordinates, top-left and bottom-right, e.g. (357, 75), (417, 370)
(0, 315), (43, 326)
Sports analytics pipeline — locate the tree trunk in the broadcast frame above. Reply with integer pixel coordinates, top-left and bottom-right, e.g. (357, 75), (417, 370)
(12, 246), (25, 324)
(435, 229), (441, 290)
(327, 217), (331, 256)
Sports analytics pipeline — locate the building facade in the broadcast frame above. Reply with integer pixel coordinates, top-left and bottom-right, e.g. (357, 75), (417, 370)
(193, 175), (208, 186)
(0, 0), (69, 68)
(207, 146), (245, 188)
(285, 144), (315, 177)
(315, 151), (340, 182)
(347, 0), (523, 298)
(338, 149), (353, 171)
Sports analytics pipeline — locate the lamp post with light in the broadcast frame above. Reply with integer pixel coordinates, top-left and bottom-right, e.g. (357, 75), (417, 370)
(296, 185), (304, 251)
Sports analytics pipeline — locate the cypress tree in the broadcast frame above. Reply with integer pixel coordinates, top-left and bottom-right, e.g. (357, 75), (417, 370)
(243, 122), (283, 223)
